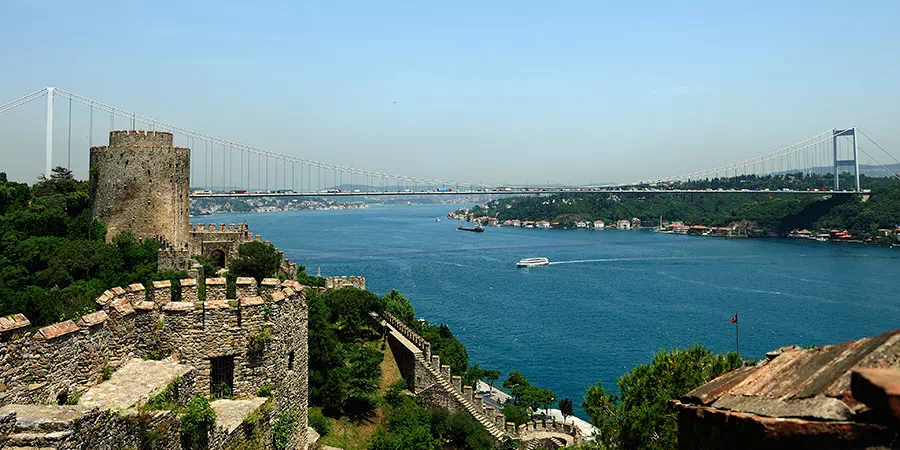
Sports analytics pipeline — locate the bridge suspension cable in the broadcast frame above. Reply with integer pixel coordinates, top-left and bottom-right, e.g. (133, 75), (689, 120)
(0, 88), (47, 115)
(47, 87), (487, 190)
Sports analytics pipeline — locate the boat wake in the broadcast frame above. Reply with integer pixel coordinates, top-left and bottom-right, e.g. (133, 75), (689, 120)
(548, 255), (772, 265)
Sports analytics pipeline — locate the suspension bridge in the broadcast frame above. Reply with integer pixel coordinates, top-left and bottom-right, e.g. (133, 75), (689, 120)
(2, 87), (899, 197)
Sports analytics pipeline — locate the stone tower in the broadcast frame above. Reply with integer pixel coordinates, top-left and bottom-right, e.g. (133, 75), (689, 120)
(90, 130), (191, 249)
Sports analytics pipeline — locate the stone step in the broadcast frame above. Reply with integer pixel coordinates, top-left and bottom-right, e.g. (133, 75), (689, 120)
(7, 431), (72, 446)
(0, 405), (83, 434)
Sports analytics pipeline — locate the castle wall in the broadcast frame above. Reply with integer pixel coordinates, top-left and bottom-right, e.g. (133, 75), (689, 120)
(0, 278), (309, 450)
(90, 131), (191, 249)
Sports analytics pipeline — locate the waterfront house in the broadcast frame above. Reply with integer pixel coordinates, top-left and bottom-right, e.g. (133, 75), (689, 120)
(617, 219), (631, 230)
(511, 219), (521, 227)
(593, 220), (605, 230)
(688, 225), (709, 235)
(631, 217), (641, 229)
(672, 224), (690, 235)
(536, 220), (551, 229)
(575, 221), (588, 228)
(551, 221), (561, 228)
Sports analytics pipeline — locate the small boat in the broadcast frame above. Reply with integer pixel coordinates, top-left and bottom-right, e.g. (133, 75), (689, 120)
(517, 257), (550, 268)
(458, 225), (485, 233)
(435, 218), (441, 222)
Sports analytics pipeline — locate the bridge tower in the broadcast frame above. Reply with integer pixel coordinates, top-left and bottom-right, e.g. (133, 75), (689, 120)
(89, 130), (191, 248)
(832, 128), (860, 192)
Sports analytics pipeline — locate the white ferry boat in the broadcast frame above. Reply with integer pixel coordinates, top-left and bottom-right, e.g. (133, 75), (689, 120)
(517, 257), (550, 268)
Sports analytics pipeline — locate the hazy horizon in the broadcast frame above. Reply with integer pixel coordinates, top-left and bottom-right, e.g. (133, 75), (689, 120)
(1, 1), (898, 185)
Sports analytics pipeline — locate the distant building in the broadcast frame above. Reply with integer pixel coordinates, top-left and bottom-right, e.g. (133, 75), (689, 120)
(511, 220), (521, 227)
(593, 220), (605, 230)
(536, 220), (551, 229)
(631, 217), (641, 229)
(617, 219), (631, 230)
(575, 221), (588, 228)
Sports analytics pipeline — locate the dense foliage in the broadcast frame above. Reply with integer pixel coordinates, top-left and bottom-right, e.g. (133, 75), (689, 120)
(228, 241), (283, 282)
(371, 392), (494, 450)
(498, 370), (556, 425)
(180, 396), (216, 450)
(307, 287), (385, 418)
(0, 169), (185, 326)
(469, 174), (900, 237)
(581, 345), (743, 450)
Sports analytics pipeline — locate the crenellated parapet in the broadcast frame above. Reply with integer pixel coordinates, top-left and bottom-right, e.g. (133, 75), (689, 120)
(325, 275), (366, 291)
(0, 276), (310, 409)
(378, 311), (581, 446)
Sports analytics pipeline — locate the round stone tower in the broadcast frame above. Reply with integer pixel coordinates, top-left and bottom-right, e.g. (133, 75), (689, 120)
(90, 130), (191, 249)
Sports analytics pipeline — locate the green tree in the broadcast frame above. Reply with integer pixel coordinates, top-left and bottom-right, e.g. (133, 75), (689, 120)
(462, 363), (485, 389)
(323, 287), (385, 339)
(227, 241), (281, 281)
(383, 289), (416, 324)
(558, 398), (574, 424)
(503, 370), (530, 404)
(482, 369), (501, 392)
(582, 345), (744, 450)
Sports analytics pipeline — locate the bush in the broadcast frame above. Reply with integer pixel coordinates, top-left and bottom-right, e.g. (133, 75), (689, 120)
(272, 411), (296, 450)
(180, 397), (216, 450)
(308, 408), (332, 436)
(500, 404), (529, 427)
(384, 379), (407, 407)
(228, 241), (281, 282)
(256, 384), (275, 397)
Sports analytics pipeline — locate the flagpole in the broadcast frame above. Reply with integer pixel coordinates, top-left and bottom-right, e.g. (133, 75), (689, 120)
(735, 319), (740, 359)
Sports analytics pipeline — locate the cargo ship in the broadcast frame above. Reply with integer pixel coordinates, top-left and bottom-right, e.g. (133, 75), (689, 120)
(457, 225), (485, 233)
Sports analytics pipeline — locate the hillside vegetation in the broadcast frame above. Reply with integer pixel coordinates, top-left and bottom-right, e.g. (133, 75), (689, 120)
(469, 174), (900, 238)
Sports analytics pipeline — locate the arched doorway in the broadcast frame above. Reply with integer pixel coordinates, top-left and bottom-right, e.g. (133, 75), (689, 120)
(210, 249), (226, 269)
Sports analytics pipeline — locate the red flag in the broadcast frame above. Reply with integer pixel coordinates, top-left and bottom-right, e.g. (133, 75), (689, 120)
(729, 313), (738, 324)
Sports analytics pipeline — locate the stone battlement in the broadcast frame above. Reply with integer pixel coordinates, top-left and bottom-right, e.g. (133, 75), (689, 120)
(109, 129), (174, 146)
(325, 276), (366, 291)
(379, 312), (581, 445)
(0, 277), (309, 407)
(192, 223), (251, 233)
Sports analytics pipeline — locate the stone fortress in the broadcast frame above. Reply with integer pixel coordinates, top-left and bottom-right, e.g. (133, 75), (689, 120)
(89, 130), (296, 277)
(0, 130), (313, 449)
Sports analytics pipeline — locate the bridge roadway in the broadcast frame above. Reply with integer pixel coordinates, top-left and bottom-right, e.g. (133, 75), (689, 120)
(189, 188), (864, 199)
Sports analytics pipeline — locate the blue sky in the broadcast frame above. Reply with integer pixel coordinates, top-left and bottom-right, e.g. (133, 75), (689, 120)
(1, 1), (898, 184)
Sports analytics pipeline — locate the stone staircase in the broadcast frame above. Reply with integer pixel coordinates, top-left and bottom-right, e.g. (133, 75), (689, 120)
(0, 404), (83, 450)
(415, 353), (506, 441)
(551, 436), (567, 448)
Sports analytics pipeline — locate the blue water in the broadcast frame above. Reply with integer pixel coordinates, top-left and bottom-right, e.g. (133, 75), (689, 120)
(199, 204), (900, 417)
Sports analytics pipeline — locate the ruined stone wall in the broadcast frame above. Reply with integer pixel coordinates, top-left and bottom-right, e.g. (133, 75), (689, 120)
(61, 409), (181, 450)
(90, 130), (191, 249)
(0, 277), (309, 449)
(188, 223), (255, 266)
(325, 276), (366, 290)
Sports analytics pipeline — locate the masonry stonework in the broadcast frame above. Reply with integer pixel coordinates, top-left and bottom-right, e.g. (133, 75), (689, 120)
(90, 130), (191, 249)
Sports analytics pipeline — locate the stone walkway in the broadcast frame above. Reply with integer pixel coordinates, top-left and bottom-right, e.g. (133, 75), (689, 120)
(209, 397), (268, 434)
(79, 358), (191, 410)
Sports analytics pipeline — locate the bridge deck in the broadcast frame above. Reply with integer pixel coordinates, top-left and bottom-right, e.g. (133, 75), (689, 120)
(190, 189), (863, 198)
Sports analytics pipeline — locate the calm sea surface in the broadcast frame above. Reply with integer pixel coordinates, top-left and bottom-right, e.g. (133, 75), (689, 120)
(199, 204), (900, 417)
